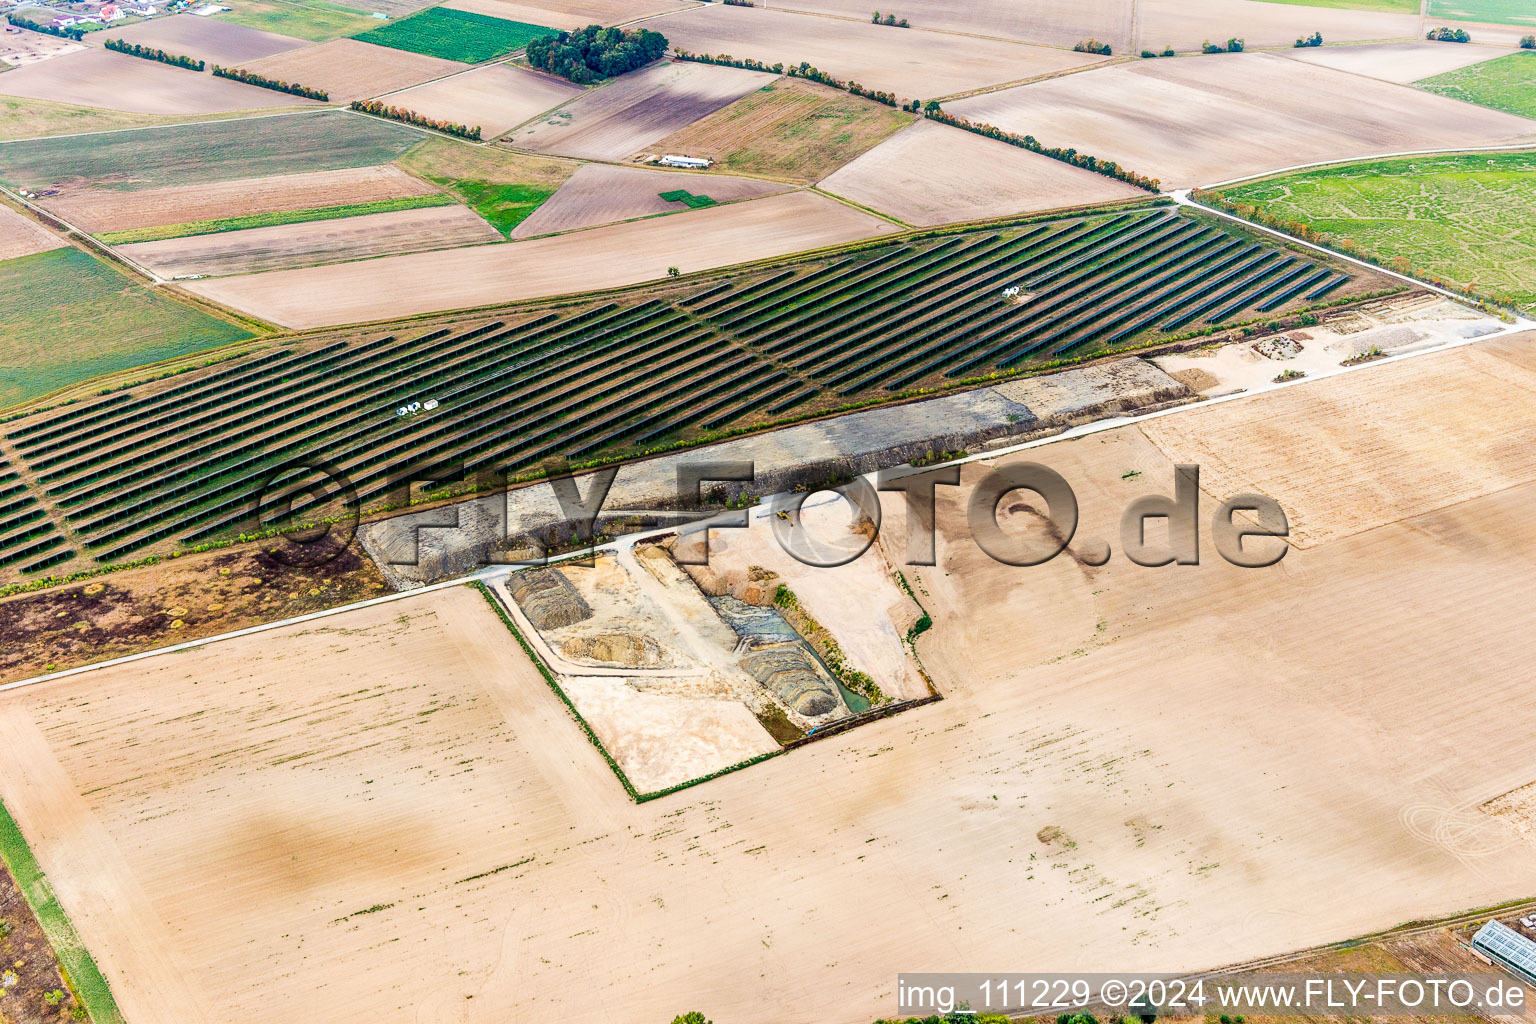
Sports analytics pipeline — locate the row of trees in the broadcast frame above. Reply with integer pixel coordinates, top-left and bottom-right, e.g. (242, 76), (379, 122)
(525, 25), (668, 83)
(349, 100), (481, 139)
(1427, 26), (1471, 42)
(871, 11), (909, 27)
(1295, 30), (1323, 47)
(1073, 38), (1112, 54)
(104, 37), (204, 70)
(212, 65), (328, 99)
(6, 13), (84, 40)
(1202, 36), (1244, 53)
(1140, 45), (1177, 57)
(923, 104), (1162, 191)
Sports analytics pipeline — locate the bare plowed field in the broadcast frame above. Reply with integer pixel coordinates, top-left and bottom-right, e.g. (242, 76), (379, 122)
(0, 206), (65, 260)
(656, 5), (1105, 99)
(643, 77), (914, 182)
(184, 189), (900, 326)
(508, 59), (777, 161)
(947, 52), (1536, 188)
(1138, 0), (1420, 52)
(242, 38), (463, 103)
(7, 336), (1536, 1024)
(39, 165), (440, 235)
(818, 119), (1145, 226)
(1280, 40), (1518, 83)
(773, 0), (1133, 50)
(0, 47), (314, 115)
(107, 13), (307, 64)
(385, 63), (581, 137)
(510, 162), (790, 237)
(118, 204), (502, 276)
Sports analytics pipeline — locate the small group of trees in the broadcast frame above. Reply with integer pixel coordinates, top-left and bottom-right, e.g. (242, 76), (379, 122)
(1201, 36), (1243, 53)
(349, 99), (481, 139)
(104, 37), (204, 69)
(721, 0), (753, 7)
(525, 24), (668, 83)
(871, 11), (909, 27)
(1140, 44), (1176, 57)
(1295, 30), (1323, 47)
(1427, 26), (1471, 42)
(6, 12), (84, 40)
(212, 65), (328, 99)
(1073, 37), (1112, 54)
(923, 102), (1161, 191)
(1521, 34), (1534, 48)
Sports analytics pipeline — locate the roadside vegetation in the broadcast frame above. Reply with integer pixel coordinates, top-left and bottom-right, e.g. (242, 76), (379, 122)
(96, 193), (459, 244)
(1416, 51), (1536, 119)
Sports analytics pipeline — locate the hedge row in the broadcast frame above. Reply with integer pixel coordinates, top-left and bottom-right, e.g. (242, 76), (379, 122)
(104, 37), (204, 70)
(350, 99), (480, 139)
(212, 65), (328, 100)
(923, 107), (1161, 191)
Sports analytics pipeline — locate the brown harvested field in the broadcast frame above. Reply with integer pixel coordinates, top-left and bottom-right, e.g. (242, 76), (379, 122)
(242, 38), (464, 103)
(0, 47), (314, 115)
(773, 0), (1133, 49)
(1138, 0), (1420, 52)
(184, 189), (901, 326)
(1279, 40), (1517, 84)
(818, 119), (1146, 226)
(643, 77), (915, 183)
(947, 52), (1536, 188)
(510, 162), (791, 237)
(116, 203), (503, 276)
(0, 204), (66, 260)
(6, 335), (1536, 1024)
(385, 63), (581, 138)
(442, 0), (696, 29)
(507, 59), (777, 161)
(39, 164), (440, 235)
(655, 4), (1106, 99)
(106, 13), (308, 65)
(0, 25), (83, 68)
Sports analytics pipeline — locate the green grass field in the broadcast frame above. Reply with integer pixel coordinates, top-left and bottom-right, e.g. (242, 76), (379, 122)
(1428, 0), (1536, 26)
(0, 248), (252, 409)
(97, 193), (458, 244)
(0, 800), (125, 1024)
(1417, 51), (1536, 118)
(213, 0), (381, 41)
(353, 7), (552, 62)
(1253, 0), (1419, 13)
(1214, 151), (1536, 307)
(0, 110), (423, 192)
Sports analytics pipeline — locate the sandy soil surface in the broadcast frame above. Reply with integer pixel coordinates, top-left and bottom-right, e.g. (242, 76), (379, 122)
(0, 205), (65, 260)
(117, 203), (502, 277)
(243, 38), (463, 103)
(0, 26), (83, 68)
(39, 164), (440, 235)
(385, 63), (581, 137)
(1138, 0), (1421, 52)
(656, 4), (1106, 98)
(184, 189), (900, 327)
(769, 0), (1132, 50)
(107, 13), (307, 65)
(818, 119), (1145, 226)
(7, 335), (1536, 1024)
(446, 0), (694, 26)
(507, 59), (777, 161)
(947, 52), (1536, 188)
(0, 47), (313, 115)
(1279, 40), (1518, 83)
(510, 161), (791, 237)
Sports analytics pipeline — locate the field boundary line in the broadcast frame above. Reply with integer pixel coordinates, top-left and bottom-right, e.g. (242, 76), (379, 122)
(1197, 141), (1536, 190)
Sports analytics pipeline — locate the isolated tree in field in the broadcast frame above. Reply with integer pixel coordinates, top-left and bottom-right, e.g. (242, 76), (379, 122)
(670, 1013), (711, 1024)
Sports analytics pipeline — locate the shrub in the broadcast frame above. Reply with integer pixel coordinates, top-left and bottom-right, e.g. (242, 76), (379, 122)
(1073, 38), (1112, 54)
(1140, 48), (1158, 57)
(1520, 34), (1533, 48)
(1201, 38), (1224, 53)
(870, 10), (908, 25)
(525, 23), (667, 83)
(211, 65), (328, 99)
(1161, 45), (1175, 56)
(104, 37), (205, 69)
(349, 99), (481, 139)
(1295, 30), (1322, 47)
(722, 0), (752, 6)
(1427, 26), (1471, 42)
(1227, 36), (1244, 51)
(6, 12), (83, 39)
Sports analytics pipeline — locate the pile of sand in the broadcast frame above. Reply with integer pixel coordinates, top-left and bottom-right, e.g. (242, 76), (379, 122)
(739, 644), (843, 718)
(508, 569), (591, 630)
(559, 632), (662, 668)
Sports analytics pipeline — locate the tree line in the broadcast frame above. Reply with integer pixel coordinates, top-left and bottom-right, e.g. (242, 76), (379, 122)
(104, 37), (204, 70)
(6, 13), (84, 40)
(1202, 36), (1243, 53)
(525, 24), (668, 83)
(212, 65), (328, 100)
(1073, 38), (1111, 54)
(871, 11), (909, 27)
(349, 100), (481, 139)
(1427, 26), (1471, 41)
